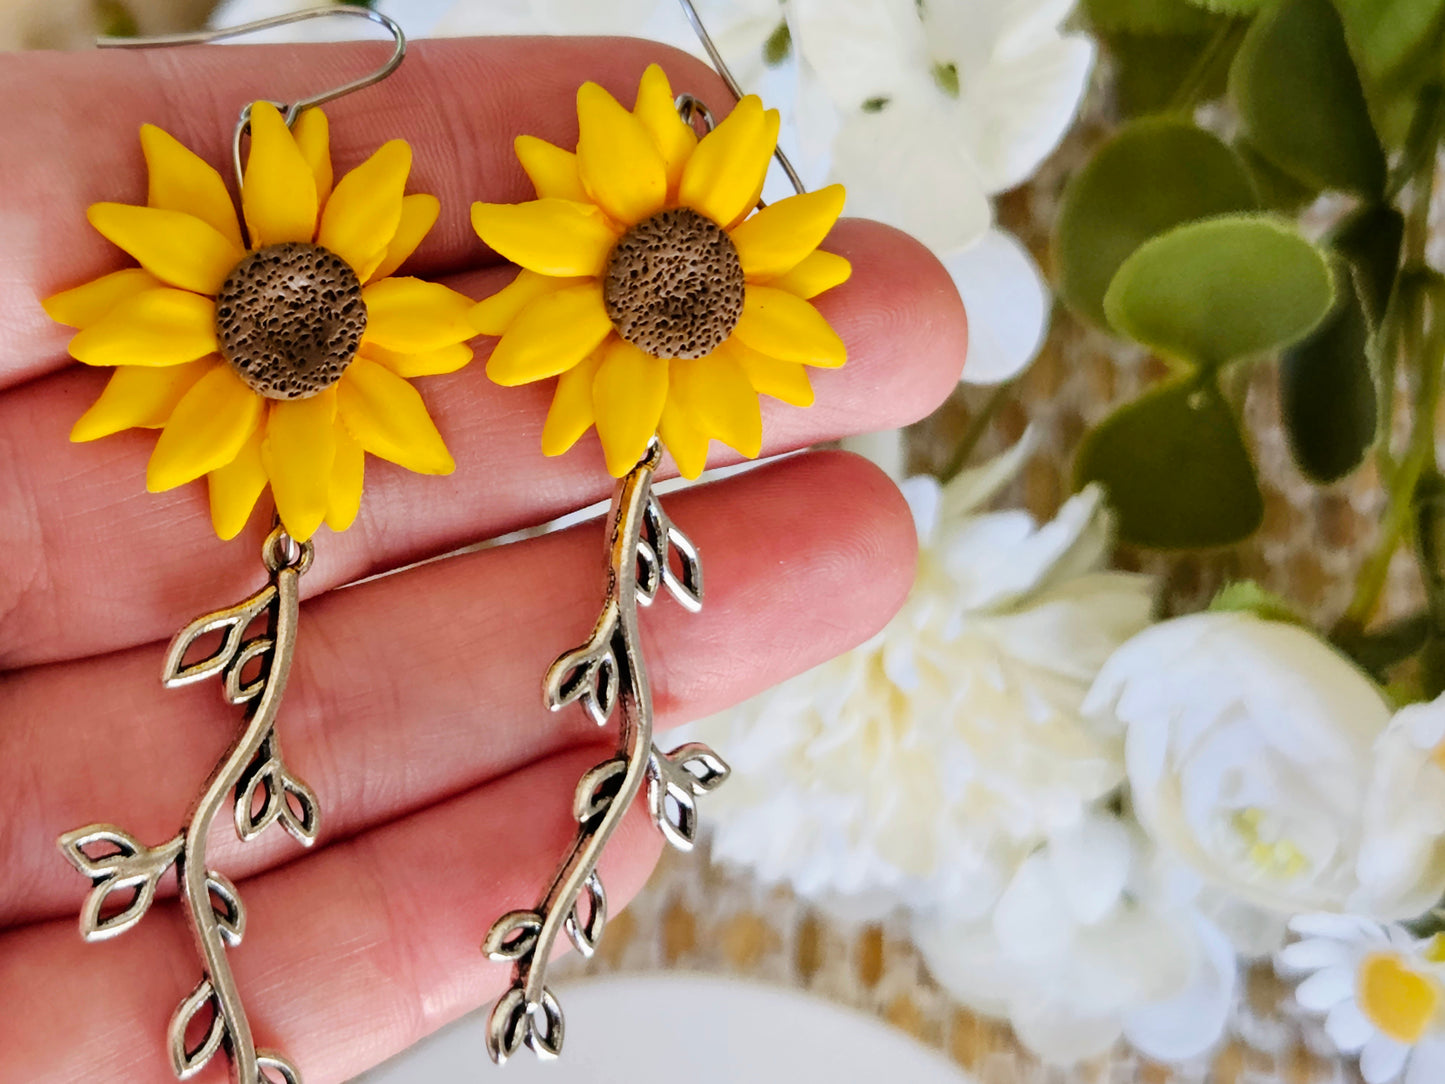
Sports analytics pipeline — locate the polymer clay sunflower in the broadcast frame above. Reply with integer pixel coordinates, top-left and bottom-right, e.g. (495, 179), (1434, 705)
(471, 64), (851, 479)
(45, 102), (476, 541)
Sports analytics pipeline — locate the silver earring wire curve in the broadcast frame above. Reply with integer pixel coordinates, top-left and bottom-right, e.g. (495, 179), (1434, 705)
(97, 6), (406, 197)
(675, 0), (806, 195)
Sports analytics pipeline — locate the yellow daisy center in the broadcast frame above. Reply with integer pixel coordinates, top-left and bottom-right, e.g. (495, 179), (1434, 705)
(216, 242), (367, 400)
(602, 207), (744, 359)
(1358, 952), (1441, 1044)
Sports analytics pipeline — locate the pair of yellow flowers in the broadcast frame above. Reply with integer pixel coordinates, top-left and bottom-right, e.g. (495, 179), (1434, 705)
(45, 65), (851, 542)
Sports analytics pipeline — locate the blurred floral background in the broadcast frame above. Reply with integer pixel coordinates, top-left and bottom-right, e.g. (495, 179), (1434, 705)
(13, 0), (1445, 1081)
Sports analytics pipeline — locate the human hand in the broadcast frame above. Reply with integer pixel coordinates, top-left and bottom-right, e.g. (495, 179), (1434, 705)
(0, 36), (966, 1082)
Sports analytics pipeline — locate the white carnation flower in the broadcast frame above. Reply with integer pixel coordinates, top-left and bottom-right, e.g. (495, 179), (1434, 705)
(1279, 914), (1445, 1084)
(914, 814), (1237, 1065)
(682, 439), (1156, 919)
(1085, 613), (1445, 921)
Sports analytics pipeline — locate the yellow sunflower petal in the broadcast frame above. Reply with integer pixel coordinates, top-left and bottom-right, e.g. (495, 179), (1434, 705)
(486, 283), (612, 387)
(470, 198), (620, 278)
(361, 277), (476, 353)
(678, 95), (779, 228)
(471, 268), (587, 336)
(43, 268), (162, 329)
(68, 288), (218, 367)
(317, 139), (411, 279)
(262, 390), (337, 542)
(242, 101), (320, 247)
(769, 249), (852, 299)
(658, 396), (710, 480)
(140, 124), (244, 249)
(71, 358), (215, 442)
(731, 185), (846, 281)
(326, 421), (365, 532)
(725, 338), (815, 407)
(633, 64), (697, 195)
(726, 108), (780, 230)
(87, 203), (244, 295)
(208, 422), (268, 541)
(592, 339), (668, 476)
(733, 285), (847, 368)
(576, 81), (668, 226)
(147, 363), (263, 492)
(671, 352), (762, 458)
(337, 356), (455, 474)
(541, 348), (603, 457)
(367, 194), (439, 283)
(360, 341), (473, 378)
(515, 135), (589, 202)
(291, 107), (333, 205)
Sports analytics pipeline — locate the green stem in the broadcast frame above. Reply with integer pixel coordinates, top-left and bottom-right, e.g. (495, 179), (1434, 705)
(1167, 20), (1246, 114)
(938, 382), (1012, 483)
(1340, 93), (1445, 634)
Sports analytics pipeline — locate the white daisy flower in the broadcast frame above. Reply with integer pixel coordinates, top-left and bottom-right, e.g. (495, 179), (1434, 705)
(1280, 914), (1445, 1084)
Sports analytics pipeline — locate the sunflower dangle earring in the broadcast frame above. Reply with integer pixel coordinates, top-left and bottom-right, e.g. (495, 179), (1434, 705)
(471, 1), (851, 1063)
(44, 10), (476, 1084)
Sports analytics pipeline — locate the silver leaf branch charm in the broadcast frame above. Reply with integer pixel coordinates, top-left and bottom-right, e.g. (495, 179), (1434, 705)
(483, 442), (729, 1065)
(58, 527), (314, 1084)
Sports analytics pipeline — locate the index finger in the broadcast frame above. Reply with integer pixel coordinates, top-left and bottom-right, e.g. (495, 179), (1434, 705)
(2, 36), (732, 391)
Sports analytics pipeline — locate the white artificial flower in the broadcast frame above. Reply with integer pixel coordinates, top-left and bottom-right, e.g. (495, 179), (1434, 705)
(789, 0), (1094, 236)
(915, 814), (1237, 1065)
(1360, 694), (1445, 917)
(1279, 914), (1445, 1084)
(788, 0), (1091, 383)
(1084, 613), (1445, 921)
(681, 437), (1156, 920)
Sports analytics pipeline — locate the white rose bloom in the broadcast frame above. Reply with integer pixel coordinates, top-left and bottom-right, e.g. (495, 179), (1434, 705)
(1084, 613), (1445, 921)
(1359, 694), (1445, 917)
(681, 439), (1156, 919)
(915, 815), (1237, 1065)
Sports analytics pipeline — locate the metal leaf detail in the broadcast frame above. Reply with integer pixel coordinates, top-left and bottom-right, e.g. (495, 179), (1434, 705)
(648, 742), (731, 853)
(256, 1051), (301, 1084)
(563, 871), (607, 959)
(487, 986), (566, 1065)
(206, 871), (246, 948)
(162, 584), (276, 689)
(234, 741), (319, 846)
(573, 757), (628, 823)
(637, 497), (702, 612)
(544, 609), (620, 726)
(483, 910), (543, 963)
(57, 825), (182, 942)
(168, 979), (227, 1079)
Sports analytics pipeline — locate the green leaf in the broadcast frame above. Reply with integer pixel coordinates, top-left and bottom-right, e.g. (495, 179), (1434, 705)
(1084, 0), (1219, 33)
(1230, 0), (1387, 196)
(1054, 119), (1257, 328)
(1332, 0), (1445, 144)
(1235, 138), (1321, 212)
(1280, 292), (1376, 482)
(1333, 203), (1404, 328)
(1106, 31), (1240, 115)
(1075, 376), (1264, 548)
(1104, 214), (1335, 368)
(1209, 580), (1307, 623)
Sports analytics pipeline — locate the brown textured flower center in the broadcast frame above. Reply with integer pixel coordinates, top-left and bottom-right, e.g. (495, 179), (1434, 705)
(603, 208), (744, 359)
(216, 243), (366, 400)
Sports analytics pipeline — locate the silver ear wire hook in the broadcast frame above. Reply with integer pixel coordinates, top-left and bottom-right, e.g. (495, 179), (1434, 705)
(98, 6), (406, 196)
(676, 0), (806, 195)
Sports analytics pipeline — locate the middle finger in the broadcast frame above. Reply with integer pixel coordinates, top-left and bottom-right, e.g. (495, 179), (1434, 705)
(0, 450), (916, 927)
